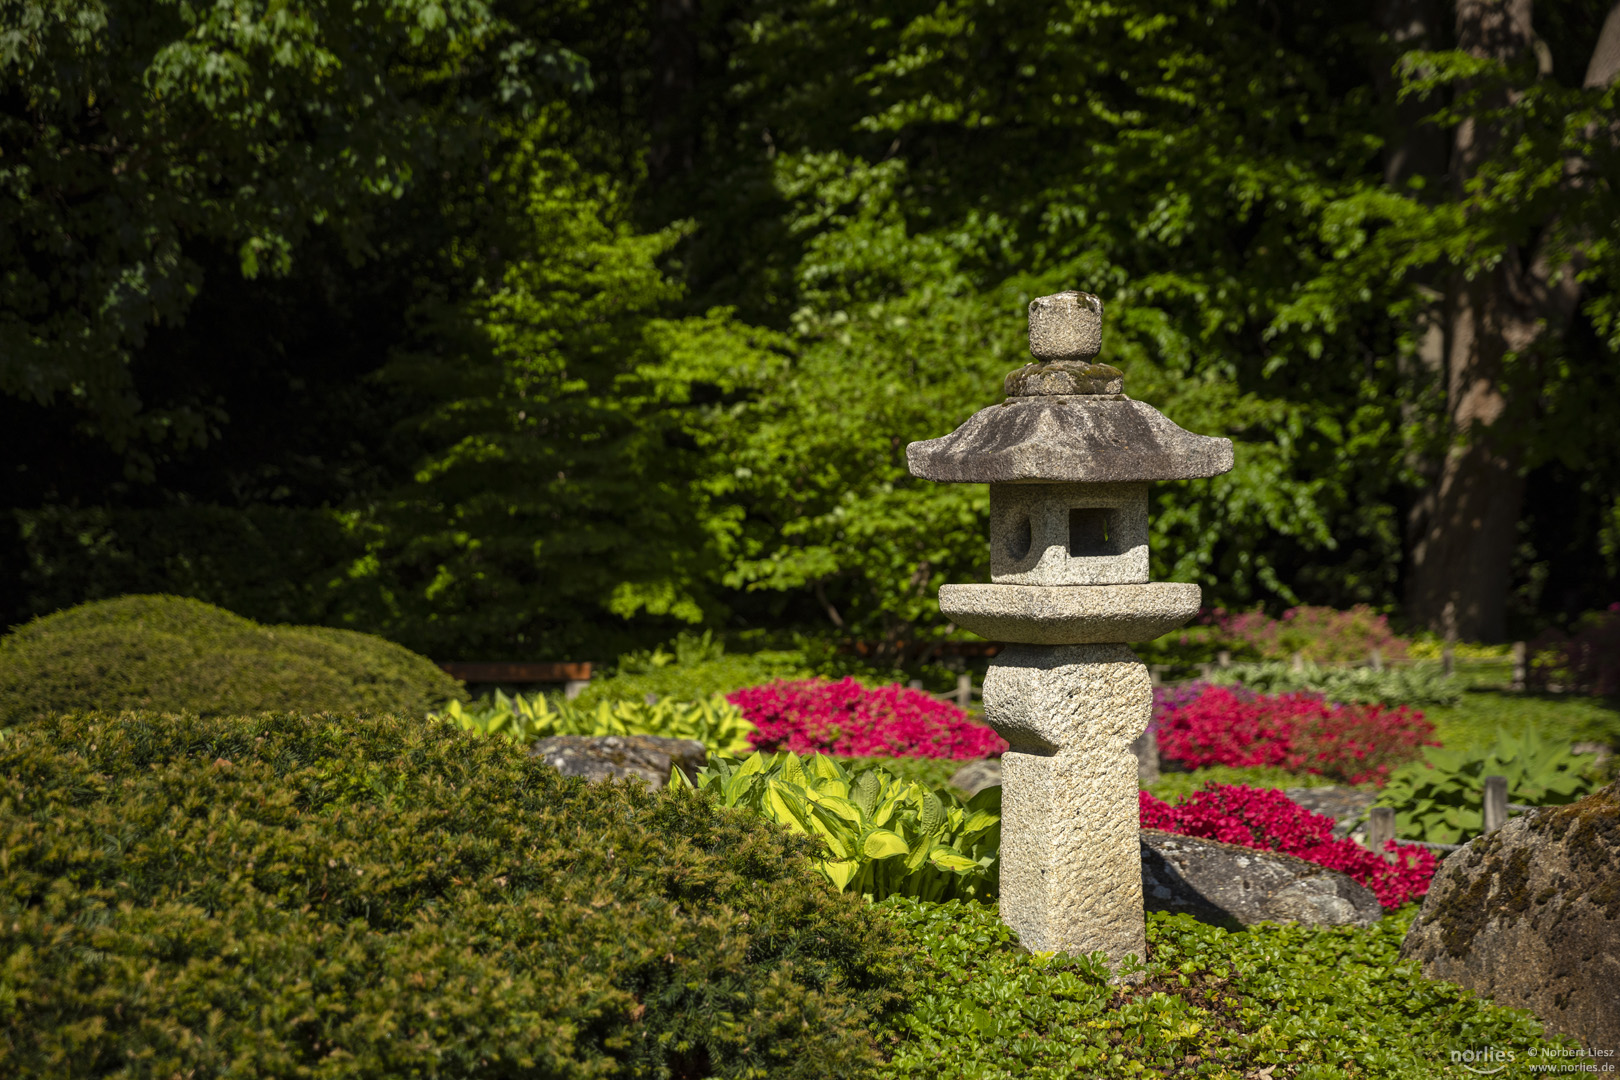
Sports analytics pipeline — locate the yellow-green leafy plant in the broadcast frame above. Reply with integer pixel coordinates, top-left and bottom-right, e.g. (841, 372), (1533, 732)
(433, 690), (754, 755)
(673, 750), (1000, 902)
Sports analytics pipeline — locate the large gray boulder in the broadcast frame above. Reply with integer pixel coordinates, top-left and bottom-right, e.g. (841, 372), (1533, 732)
(1401, 781), (1620, 1050)
(1141, 829), (1384, 929)
(531, 735), (706, 788)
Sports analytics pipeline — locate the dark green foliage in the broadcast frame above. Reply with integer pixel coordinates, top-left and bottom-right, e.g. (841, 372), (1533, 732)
(0, 710), (912, 1078)
(874, 899), (1572, 1078)
(11, 505), (361, 629)
(0, 595), (465, 721)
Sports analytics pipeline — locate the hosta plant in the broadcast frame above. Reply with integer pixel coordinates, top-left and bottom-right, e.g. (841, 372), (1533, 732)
(434, 691), (754, 755)
(675, 750), (1001, 902)
(1374, 727), (1602, 845)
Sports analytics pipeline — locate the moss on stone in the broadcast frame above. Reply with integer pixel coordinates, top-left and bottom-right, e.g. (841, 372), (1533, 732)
(1418, 781), (1619, 960)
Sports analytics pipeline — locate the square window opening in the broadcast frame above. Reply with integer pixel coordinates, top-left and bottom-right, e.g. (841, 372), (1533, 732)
(1068, 507), (1123, 558)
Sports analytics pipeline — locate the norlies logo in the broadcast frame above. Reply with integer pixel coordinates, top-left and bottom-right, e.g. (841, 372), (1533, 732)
(1453, 1047), (1517, 1075)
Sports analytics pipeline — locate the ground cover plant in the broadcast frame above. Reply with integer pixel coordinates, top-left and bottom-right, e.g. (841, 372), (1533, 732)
(1156, 684), (1435, 785)
(434, 689), (756, 755)
(1375, 727), (1607, 845)
(874, 900), (1574, 1079)
(1140, 785), (1437, 908)
(574, 631), (812, 709)
(1421, 689), (1620, 754)
(0, 595), (465, 721)
(677, 750), (1001, 902)
(731, 677), (1007, 760)
(0, 711), (914, 1079)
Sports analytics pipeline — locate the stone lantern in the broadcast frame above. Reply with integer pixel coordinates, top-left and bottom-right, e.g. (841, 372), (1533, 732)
(907, 291), (1233, 972)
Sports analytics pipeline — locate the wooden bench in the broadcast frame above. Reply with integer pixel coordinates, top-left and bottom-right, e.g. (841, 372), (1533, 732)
(438, 661), (593, 699)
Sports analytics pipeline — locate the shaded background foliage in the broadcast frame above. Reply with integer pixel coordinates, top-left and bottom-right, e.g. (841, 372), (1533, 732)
(3, 0), (1617, 662)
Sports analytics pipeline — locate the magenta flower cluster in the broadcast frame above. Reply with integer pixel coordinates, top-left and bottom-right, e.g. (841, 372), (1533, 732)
(1139, 783), (1438, 908)
(729, 677), (1008, 760)
(1156, 683), (1435, 786)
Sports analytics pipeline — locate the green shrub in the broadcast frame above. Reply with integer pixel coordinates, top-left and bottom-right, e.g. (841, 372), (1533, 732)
(436, 689), (756, 755)
(0, 594), (466, 720)
(577, 630), (809, 708)
(1204, 660), (1462, 707)
(677, 751), (1001, 903)
(873, 900), (1572, 1078)
(0, 711), (912, 1078)
(1374, 727), (1604, 844)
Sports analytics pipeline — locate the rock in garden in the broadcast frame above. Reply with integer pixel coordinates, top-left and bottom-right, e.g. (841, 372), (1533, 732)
(950, 758), (1004, 797)
(1284, 786), (1376, 839)
(1141, 829), (1383, 929)
(531, 735), (707, 789)
(1400, 780), (1620, 1050)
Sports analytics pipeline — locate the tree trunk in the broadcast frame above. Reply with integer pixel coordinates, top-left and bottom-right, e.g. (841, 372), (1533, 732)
(1404, 0), (1619, 640)
(647, 0), (701, 186)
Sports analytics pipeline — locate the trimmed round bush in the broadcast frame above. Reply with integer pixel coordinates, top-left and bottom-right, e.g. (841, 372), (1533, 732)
(0, 594), (466, 720)
(0, 712), (913, 1078)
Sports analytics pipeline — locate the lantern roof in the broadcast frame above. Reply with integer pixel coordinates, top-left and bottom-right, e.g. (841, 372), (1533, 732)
(906, 291), (1234, 484)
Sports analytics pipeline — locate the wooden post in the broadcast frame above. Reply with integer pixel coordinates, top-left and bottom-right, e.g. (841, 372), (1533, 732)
(1511, 641), (1526, 691)
(1367, 807), (1396, 858)
(1369, 647), (1384, 672)
(1132, 728), (1160, 785)
(956, 672), (973, 710)
(1442, 600), (1457, 677)
(1483, 775), (1508, 834)
(1291, 651), (1306, 672)
(1216, 650), (1231, 668)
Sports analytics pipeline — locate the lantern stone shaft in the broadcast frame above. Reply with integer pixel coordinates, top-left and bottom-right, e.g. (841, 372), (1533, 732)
(906, 292), (1233, 974)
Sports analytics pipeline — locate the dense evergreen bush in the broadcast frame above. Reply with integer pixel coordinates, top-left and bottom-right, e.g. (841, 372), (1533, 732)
(0, 711), (912, 1078)
(0, 595), (465, 721)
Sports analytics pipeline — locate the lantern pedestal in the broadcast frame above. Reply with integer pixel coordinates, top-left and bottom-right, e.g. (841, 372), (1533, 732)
(980, 643), (1152, 969)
